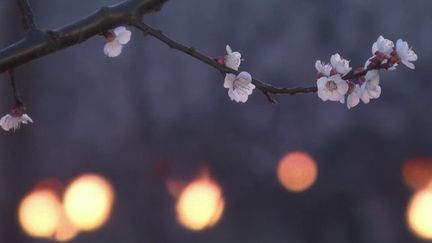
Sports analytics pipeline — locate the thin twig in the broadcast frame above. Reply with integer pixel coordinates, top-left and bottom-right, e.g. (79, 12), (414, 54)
(132, 21), (318, 104)
(16, 0), (36, 31)
(8, 70), (23, 106)
(0, 0), (167, 73)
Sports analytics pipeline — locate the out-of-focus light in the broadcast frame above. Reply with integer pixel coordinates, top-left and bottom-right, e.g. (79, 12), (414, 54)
(53, 211), (79, 242)
(402, 157), (432, 190)
(166, 178), (184, 198)
(18, 189), (62, 238)
(176, 174), (225, 231)
(407, 187), (432, 239)
(63, 174), (114, 231)
(277, 151), (318, 192)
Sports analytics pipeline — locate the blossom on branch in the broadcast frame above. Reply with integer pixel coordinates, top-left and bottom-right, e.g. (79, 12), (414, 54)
(317, 75), (349, 103)
(316, 54), (351, 103)
(103, 26), (132, 57)
(372, 36), (395, 57)
(315, 35), (417, 109)
(396, 39), (418, 69)
(315, 61), (332, 78)
(347, 83), (362, 109)
(224, 72), (255, 103)
(0, 106), (33, 131)
(367, 36), (417, 70)
(224, 45), (242, 70)
(330, 53), (352, 76)
(360, 70), (381, 104)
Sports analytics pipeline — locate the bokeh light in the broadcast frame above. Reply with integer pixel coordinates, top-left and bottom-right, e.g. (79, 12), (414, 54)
(176, 174), (225, 231)
(18, 189), (62, 238)
(407, 186), (432, 239)
(53, 210), (80, 242)
(63, 174), (114, 231)
(277, 151), (318, 192)
(402, 157), (432, 190)
(166, 178), (184, 198)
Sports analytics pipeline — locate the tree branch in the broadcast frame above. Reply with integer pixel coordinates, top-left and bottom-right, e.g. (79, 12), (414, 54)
(8, 70), (24, 106)
(16, 0), (36, 31)
(0, 0), (167, 73)
(132, 21), (318, 104)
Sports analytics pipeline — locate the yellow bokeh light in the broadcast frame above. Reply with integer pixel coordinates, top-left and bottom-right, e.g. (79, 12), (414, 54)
(63, 174), (114, 231)
(407, 187), (432, 239)
(176, 176), (225, 231)
(18, 189), (62, 238)
(277, 152), (318, 192)
(54, 210), (80, 242)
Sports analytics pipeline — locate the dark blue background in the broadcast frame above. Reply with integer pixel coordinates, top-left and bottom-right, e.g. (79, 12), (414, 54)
(0, 0), (430, 242)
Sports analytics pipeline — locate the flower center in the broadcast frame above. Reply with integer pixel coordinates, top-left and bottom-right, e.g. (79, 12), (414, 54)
(103, 31), (116, 42)
(326, 80), (338, 91)
(390, 50), (401, 65)
(9, 106), (25, 117)
(232, 79), (241, 90)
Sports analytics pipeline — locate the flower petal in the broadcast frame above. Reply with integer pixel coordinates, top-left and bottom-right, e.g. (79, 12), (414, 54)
(116, 29), (132, 45)
(224, 74), (236, 88)
(317, 89), (330, 101)
(237, 72), (252, 84)
(347, 86), (361, 109)
(226, 45), (233, 54)
(113, 26), (126, 36)
(402, 60), (415, 69)
(317, 77), (328, 88)
(104, 41), (123, 57)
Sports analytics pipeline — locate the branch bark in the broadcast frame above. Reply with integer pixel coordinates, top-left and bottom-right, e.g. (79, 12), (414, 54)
(0, 0), (167, 73)
(132, 21), (318, 104)
(16, 0), (36, 31)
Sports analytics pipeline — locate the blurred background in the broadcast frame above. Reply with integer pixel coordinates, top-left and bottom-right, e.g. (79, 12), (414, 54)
(0, 0), (431, 242)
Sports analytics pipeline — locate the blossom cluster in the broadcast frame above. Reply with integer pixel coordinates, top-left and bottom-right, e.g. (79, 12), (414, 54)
(0, 33), (418, 132)
(316, 36), (418, 109)
(220, 45), (255, 103)
(103, 26), (132, 58)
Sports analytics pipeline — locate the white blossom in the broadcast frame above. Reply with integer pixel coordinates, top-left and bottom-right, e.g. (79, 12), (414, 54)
(372, 35), (394, 57)
(225, 45), (242, 70)
(317, 74), (349, 103)
(104, 42), (123, 57)
(347, 84), (362, 109)
(104, 26), (132, 57)
(224, 72), (255, 103)
(360, 70), (381, 104)
(315, 60), (332, 77)
(0, 113), (33, 131)
(396, 39), (418, 69)
(113, 27), (132, 45)
(330, 53), (352, 76)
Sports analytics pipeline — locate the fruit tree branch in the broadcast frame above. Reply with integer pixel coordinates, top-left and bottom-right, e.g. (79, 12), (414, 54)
(132, 21), (318, 104)
(0, 0), (167, 73)
(16, 0), (36, 31)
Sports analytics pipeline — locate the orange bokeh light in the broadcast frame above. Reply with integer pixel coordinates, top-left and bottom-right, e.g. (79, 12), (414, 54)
(402, 157), (432, 190)
(166, 178), (184, 198)
(176, 173), (225, 231)
(63, 174), (114, 231)
(407, 186), (432, 239)
(18, 189), (62, 238)
(277, 152), (318, 192)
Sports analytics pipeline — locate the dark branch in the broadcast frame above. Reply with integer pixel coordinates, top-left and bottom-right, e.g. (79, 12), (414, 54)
(8, 70), (23, 106)
(132, 21), (318, 104)
(0, 0), (167, 73)
(16, 0), (36, 31)
(342, 68), (372, 81)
